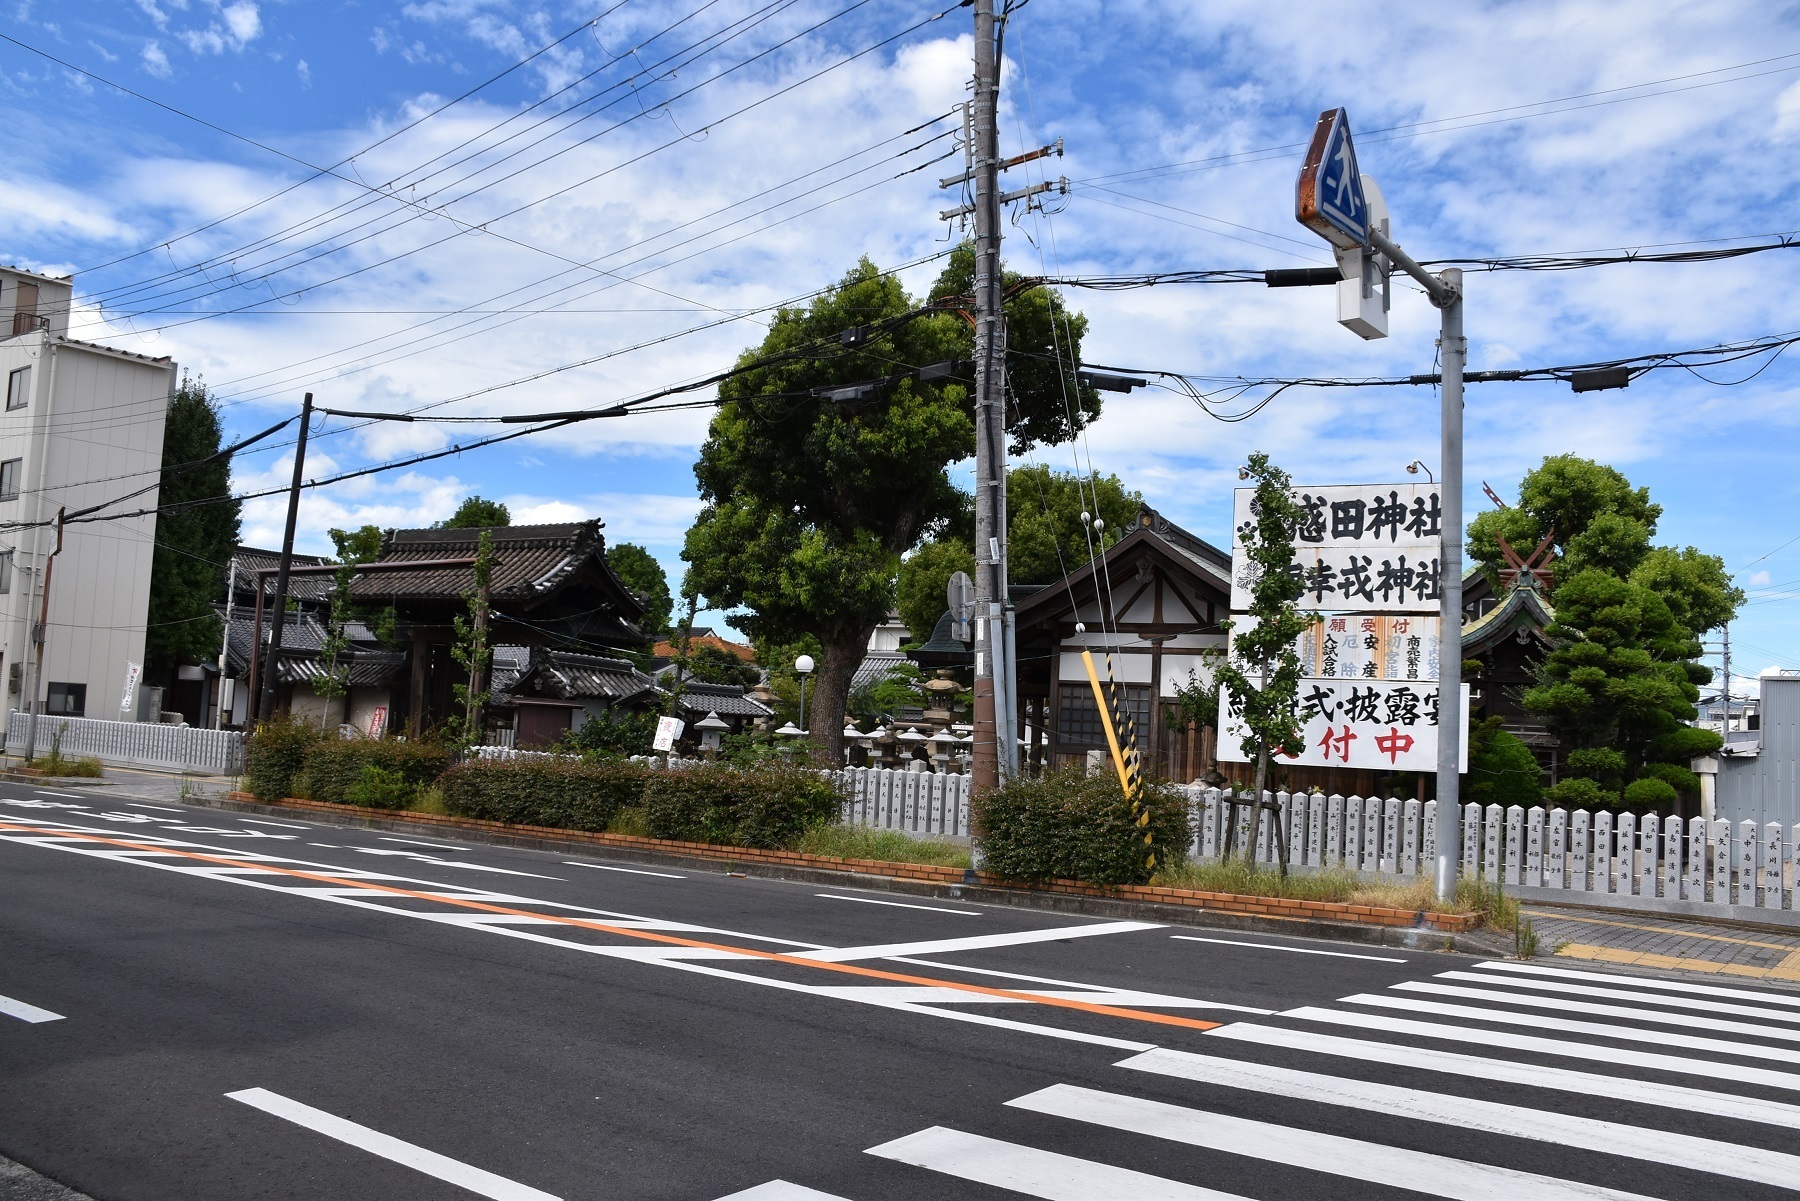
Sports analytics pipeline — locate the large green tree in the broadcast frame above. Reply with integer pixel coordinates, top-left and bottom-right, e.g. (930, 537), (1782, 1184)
(895, 466), (1141, 640)
(436, 495), (511, 529)
(146, 377), (241, 668)
(606, 542), (673, 635)
(684, 256), (1100, 762)
(1473, 456), (1741, 810)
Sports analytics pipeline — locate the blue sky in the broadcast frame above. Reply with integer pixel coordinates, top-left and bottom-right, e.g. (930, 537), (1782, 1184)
(3, 0), (1797, 687)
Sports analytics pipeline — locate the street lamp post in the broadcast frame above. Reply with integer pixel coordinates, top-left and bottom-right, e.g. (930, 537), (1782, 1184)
(795, 654), (815, 735)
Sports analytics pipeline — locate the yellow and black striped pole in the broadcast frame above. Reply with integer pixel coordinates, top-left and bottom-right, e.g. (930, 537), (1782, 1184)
(1081, 648), (1155, 872)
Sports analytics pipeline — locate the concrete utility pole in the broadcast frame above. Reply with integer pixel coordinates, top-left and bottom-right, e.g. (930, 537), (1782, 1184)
(256, 393), (312, 724)
(1369, 232), (1466, 904)
(23, 507), (64, 765)
(969, 0), (1017, 793)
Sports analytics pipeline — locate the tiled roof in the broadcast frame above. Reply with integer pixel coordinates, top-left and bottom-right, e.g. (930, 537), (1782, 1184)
(348, 522), (626, 604)
(851, 652), (911, 693)
(229, 546), (336, 603)
(652, 634), (755, 661)
(674, 681), (773, 719)
(277, 652), (406, 687)
(502, 649), (658, 706)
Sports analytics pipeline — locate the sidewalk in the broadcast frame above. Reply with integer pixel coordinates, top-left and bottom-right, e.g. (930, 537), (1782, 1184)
(1524, 904), (1800, 985)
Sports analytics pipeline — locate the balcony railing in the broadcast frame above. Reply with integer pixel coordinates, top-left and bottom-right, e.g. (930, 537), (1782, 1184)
(10, 311), (48, 337)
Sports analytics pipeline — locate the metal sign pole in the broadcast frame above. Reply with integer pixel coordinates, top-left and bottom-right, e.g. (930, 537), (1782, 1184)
(1435, 270), (1465, 903)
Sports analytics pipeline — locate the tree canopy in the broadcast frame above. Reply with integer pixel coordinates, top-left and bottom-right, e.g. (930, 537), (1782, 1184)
(436, 495), (511, 529)
(146, 377), (240, 668)
(606, 542), (672, 635)
(328, 524), (384, 565)
(683, 255), (1100, 761)
(1475, 456), (1739, 810)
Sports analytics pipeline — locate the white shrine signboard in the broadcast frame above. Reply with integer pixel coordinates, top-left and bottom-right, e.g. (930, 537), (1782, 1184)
(1229, 483), (1443, 613)
(1218, 679), (1469, 772)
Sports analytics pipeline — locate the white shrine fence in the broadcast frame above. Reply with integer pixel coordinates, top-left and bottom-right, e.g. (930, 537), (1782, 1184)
(5, 710), (245, 775)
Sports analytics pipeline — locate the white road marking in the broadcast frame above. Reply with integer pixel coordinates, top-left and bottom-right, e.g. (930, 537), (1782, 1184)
(1286, 1004), (1800, 1092)
(713, 1182), (853, 1200)
(308, 842), (341, 848)
(226, 1088), (560, 1200)
(1011, 1083), (1658, 1201)
(1169, 934), (1404, 962)
(0, 993), (64, 1023)
(123, 802), (182, 811)
(380, 837), (464, 850)
(1340, 992), (1800, 1064)
(1118, 1047), (1800, 1189)
(241, 818), (311, 830)
(793, 920), (1159, 962)
(1209, 1021), (1800, 1127)
(33, 791), (85, 799)
(816, 893), (978, 915)
(1397, 980), (1800, 1042)
(804, 984), (1232, 1009)
(867, 1127), (1243, 1200)
(1478, 958), (1800, 1007)
(350, 847), (562, 880)
(565, 861), (686, 879)
(884, 956), (1275, 1014)
(1443, 966), (1800, 1022)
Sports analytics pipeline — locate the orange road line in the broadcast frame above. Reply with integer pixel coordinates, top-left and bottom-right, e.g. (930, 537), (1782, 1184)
(0, 820), (1221, 1034)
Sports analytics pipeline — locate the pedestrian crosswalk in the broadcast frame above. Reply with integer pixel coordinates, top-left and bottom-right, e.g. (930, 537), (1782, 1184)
(712, 957), (1800, 1200)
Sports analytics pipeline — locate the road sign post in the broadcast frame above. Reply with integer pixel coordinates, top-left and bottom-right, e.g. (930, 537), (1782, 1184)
(1296, 108), (1467, 903)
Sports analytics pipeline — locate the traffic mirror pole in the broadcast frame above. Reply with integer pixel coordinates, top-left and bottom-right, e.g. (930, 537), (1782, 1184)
(1372, 228), (1465, 903)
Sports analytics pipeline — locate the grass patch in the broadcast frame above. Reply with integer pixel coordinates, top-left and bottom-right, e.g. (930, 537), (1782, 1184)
(607, 807), (652, 838)
(793, 823), (972, 869)
(1153, 858), (1484, 917)
(406, 785), (450, 816)
(35, 751), (103, 778)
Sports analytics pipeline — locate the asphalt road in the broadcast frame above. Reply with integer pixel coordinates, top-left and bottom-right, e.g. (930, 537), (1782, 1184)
(3, 784), (1799, 1201)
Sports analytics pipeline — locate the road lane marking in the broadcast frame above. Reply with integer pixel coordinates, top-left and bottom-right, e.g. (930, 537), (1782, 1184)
(867, 1127), (1241, 1200)
(714, 1183), (853, 1200)
(226, 1088), (558, 1200)
(0, 819), (1222, 1035)
(34, 791), (86, 799)
(1286, 1004), (1800, 1091)
(350, 847), (563, 880)
(1010, 1083), (1659, 1201)
(308, 842), (341, 848)
(1208, 1021), (1800, 1126)
(565, 862), (686, 879)
(816, 893), (979, 915)
(1341, 992), (1800, 1065)
(793, 920), (1160, 963)
(1478, 958), (1800, 1006)
(379, 837), (463, 850)
(0, 993), (64, 1023)
(1117, 1047), (1800, 1189)
(241, 819), (311, 830)
(1435, 968), (1800, 1024)
(1170, 934), (1404, 962)
(1397, 980), (1800, 1042)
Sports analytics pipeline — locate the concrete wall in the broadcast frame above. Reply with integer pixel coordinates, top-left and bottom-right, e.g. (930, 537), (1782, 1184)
(1717, 675), (1800, 827)
(0, 333), (173, 720)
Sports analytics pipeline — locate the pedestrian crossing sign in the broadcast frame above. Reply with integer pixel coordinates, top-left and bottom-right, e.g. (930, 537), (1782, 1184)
(1297, 107), (1370, 251)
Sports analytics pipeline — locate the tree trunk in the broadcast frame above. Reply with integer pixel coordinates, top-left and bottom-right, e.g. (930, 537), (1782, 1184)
(808, 628), (867, 766)
(1244, 744), (1268, 867)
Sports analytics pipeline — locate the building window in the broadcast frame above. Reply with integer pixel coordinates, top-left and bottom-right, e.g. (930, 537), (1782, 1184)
(45, 682), (85, 717)
(1056, 682), (1152, 751)
(0, 551), (12, 594)
(5, 366), (27, 410)
(0, 458), (18, 500)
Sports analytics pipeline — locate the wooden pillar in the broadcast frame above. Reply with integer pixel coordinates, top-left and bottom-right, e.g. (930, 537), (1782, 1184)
(409, 630), (429, 736)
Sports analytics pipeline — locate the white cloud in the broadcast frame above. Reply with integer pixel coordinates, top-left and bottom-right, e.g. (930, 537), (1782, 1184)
(177, 0), (261, 55)
(220, 1), (259, 45)
(1776, 79), (1800, 139)
(296, 58), (310, 87)
(1748, 569), (1772, 586)
(88, 41), (120, 64)
(140, 39), (171, 77)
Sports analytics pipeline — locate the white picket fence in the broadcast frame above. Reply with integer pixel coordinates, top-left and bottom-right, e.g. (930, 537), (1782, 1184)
(1181, 789), (1799, 914)
(5, 710), (245, 774)
(840, 766), (973, 839)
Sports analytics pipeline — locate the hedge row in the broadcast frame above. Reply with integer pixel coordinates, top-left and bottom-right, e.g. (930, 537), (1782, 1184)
(440, 759), (649, 832)
(973, 767), (1192, 887)
(244, 717), (450, 808)
(641, 762), (843, 849)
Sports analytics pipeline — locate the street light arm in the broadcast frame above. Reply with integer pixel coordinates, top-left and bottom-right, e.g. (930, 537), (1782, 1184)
(1370, 229), (1458, 308)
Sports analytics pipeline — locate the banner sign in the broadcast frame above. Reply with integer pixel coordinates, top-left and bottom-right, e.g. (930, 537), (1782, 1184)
(1230, 615), (1440, 683)
(120, 661), (142, 714)
(367, 706), (388, 739)
(652, 716), (685, 752)
(1230, 483), (1444, 612)
(1218, 680), (1468, 772)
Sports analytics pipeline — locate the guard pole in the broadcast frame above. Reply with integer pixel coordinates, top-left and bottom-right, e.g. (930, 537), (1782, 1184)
(1434, 270), (1465, 902)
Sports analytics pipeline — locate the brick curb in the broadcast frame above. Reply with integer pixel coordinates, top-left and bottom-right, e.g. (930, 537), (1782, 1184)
(198, 792), (1485, 949)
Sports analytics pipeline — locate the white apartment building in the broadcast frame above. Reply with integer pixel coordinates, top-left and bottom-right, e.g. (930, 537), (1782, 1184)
(0, 265), (173, 722)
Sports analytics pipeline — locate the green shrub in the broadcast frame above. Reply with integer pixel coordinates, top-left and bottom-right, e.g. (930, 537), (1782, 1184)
(245, 715), (326, 801)
(974, 767), (1192, 887)
(298, 738), (452, 805)
(559, 708), (658, 759)
(1544, 775), (1617, 810)
(344, 764), (417, 809)
(440, 758), (651, 832)
(1621, 776), (1679, 812)
(1636, 761), (1700, 797)
(642, 763), (843, 849)
(1464, 718), (1542, 808)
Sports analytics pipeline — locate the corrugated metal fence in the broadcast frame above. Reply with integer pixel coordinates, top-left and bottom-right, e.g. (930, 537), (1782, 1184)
(5, 710), (245, 775)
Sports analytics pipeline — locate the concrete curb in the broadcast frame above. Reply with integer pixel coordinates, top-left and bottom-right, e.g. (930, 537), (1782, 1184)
(181, 793), (1496, 955)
